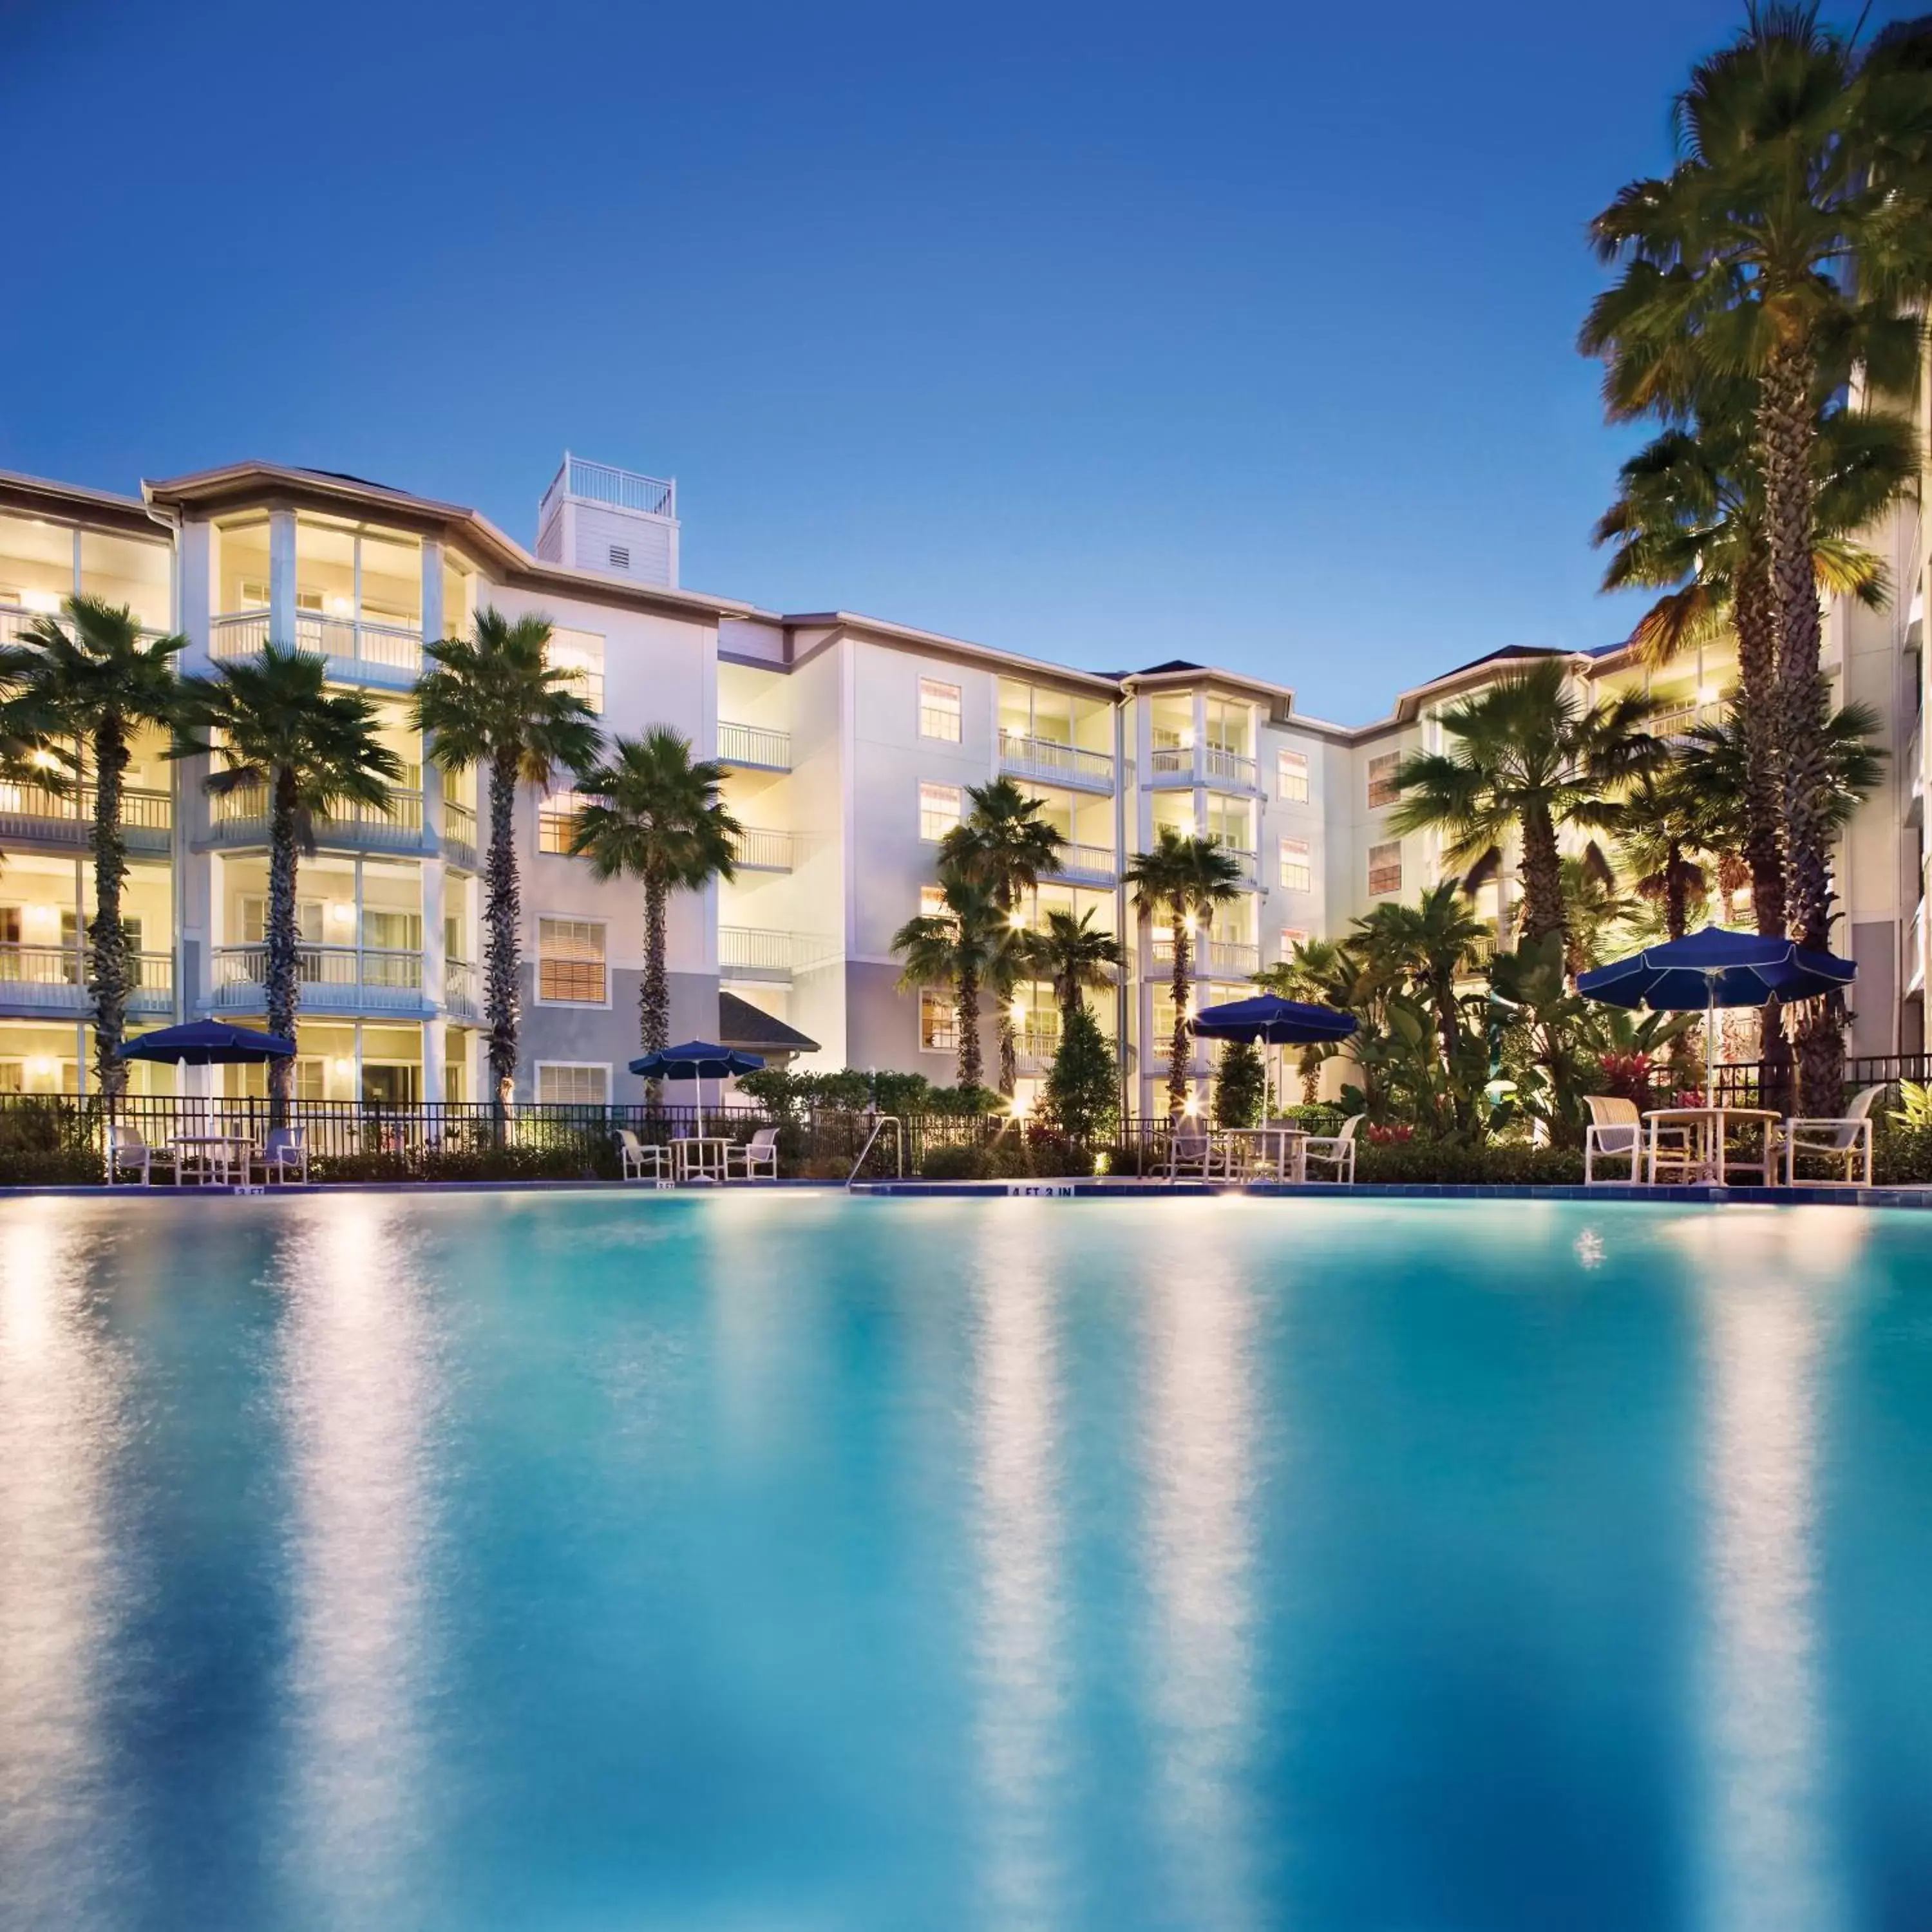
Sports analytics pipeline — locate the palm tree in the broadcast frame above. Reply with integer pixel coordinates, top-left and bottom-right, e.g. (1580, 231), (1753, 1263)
(1582, 6), (1932, 1106)
(1615, 768), (1707, 942)
(1355, 882), (1490, 1107)
(1123, 829), (1244, 1118)
(567, 730), (741, 1059)
(1253, 936), (1347, 1103)
(1557, 849), (1642, 977)
(1032, 907), (1122, 1023)
(177, 644), (402, 1121)
(1388, 660), (1661, 951)
(412, 607), (601, 1115)
(938, 778), (1065, 1092)
(891, 868), (1005, 1092)
(3, 597), (189, 1097)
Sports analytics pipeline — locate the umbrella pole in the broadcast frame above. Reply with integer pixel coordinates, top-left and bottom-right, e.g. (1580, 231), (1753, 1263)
(1705, 980), (1717, 1102)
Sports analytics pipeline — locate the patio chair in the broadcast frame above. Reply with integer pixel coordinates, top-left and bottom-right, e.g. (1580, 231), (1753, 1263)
(1778, 1082), (1885, 1187)
(725, 1126), (780, 1182)
(106, 1122), (177, 1186)
(1586, 1094), (1695, 1184)
(1300, 1113), (1360, 1184)
(252, 1125), (308, 1186)
(1165, 1123), (1229, 1181)
(615, 1128), (670, 1180)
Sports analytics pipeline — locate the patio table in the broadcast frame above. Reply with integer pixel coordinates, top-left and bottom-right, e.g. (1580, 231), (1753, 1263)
(171, 1133), (255, 1187)
(1642, 1106), (1782, 1187)
(674, 1137), (731, 1184)
(1224, 1126), (1308, 1180)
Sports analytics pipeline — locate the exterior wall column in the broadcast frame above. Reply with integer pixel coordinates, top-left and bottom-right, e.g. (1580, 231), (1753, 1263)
(419, 539), (447, 1105)
(269, 508), (297, 645)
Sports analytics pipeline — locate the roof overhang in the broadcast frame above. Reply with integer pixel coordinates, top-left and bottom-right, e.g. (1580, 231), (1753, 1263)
(0, 468), (166, 540)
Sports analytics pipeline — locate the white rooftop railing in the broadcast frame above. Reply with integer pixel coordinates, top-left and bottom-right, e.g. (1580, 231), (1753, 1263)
(540, 454), (676, 524)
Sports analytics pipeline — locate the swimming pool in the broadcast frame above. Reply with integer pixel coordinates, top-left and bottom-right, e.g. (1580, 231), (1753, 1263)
(3, 1191), (1928, 1930)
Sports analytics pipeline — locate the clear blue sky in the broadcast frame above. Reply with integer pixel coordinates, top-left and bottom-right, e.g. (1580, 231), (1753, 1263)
(3, 1), (1918, 721)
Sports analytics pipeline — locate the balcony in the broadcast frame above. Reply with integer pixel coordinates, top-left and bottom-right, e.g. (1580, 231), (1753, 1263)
(1147, 743), (1259, 791)
(1647, 699), (1722, 745)
(1044, 840), (1116, 886)
(717, 721), (790, 772)
(540, 455), (676, 523)
(1150, 936), (1260, 978)
(1013, 1022), (1062, 1075)
(0, 946), (173, 1018)
(209, 609), (422, 690)
(998, 730), (1114, 793)
(440, 799), (478, 871)
(1, 602), (170, 650)
(210, 944), (428, 1016)
(718, 926), (835, 983)
(445, 958), (480, 1021)
(733, 827), (794, 873)
(1221, 844), (1260, 887)
(0, 781), (172, 855)
(206, 784), (426, 855)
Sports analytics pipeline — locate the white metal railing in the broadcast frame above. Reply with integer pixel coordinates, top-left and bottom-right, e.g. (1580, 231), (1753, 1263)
(0, 781), (172, 845)
(0, 946), (171, 1011)
(445, 959), (479, 1017)
(209, 609), (423, 683)
(210, 786), (424, 848)
(1147, 743), (1256, 788)
(1648, 700), (1721, 743)
(440, 799), (477, 860)
(541, 456), (676, 522)
(1204, 746), (1257, 787)
(717, 927), (835, 977)
(734, 826), (793, 871)
(999, 731), (1113, 788)
(1222, 844), (1259, 883)
(211, 944), (424, 1010)
(0, 601), (170, 648)
(1047, 841), (1115, 879)
(846, 1115), (904, 1186)
(1151, 936), (1258, 975)
(1014, 1023), (1061, 1070)
(717, 721), (791, 770)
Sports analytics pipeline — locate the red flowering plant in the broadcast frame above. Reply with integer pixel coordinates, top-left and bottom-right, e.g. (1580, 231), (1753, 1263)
(1367, 1122), (1415, 1145)
(1593, 1051), (1653, 1108)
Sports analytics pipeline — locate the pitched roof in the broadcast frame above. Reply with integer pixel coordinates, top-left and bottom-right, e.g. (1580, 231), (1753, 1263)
(717, 992), (820, 1055)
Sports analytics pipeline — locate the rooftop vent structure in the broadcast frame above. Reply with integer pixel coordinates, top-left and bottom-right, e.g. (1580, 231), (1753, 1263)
(536, 453), (679, 588)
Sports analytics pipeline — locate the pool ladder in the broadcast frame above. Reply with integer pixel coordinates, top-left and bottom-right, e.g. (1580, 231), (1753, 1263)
(846, 1115), (904, 1187)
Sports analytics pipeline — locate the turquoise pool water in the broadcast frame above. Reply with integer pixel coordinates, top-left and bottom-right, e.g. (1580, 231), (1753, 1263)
(3, 1193), (1930, 1930)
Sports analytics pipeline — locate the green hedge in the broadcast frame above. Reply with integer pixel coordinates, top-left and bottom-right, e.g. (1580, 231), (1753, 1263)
(1354, 1141), (1586, 1186)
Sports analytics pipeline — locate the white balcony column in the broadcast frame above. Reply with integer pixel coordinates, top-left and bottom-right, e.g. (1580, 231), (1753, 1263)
(1191, 690), (1207, 782)
(423, 1018), (446, 1106)
(269, 508), (298, 645)
(354, 857), (365, 994)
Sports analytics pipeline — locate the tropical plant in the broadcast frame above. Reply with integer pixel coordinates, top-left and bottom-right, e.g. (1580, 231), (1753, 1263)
(1212, 1039), (1266, 1129)
(891, 868), (1007, 1091)
(1557, 848), (1645, 973)
(4, 596), (190, 1096)
(1388, 659), (1662, 948)
(1253, 935), (1347, 1101)
(1044, 1003), (1120, 1145)
(1032, 906), (1122, 1022)
(1123, 829), (1244, 1117)
(568, 729), (741, 1057)
(176, 643), (403, 1121)
(1613, 769), (1708, 942)
(938, 778), (1065, 1092)
(413, 607), (601, 1114)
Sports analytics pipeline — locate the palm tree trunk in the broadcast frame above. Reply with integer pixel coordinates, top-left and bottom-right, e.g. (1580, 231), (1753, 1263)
(996, 987), (1018, 1095)
(639, 875), (669, 1054)
(1519, 805), (1564, 951)
(484, 746), (521, 1126)
(265, 766), (301, 1127)
(87, 717), (131, 1105)
(956, 963), (983, 1092)
(1665, 844), (1688, 941)
(1759, 341), (1841, 1117)
(1734, 548), (1786, 934)
(1166, 896), (1191, 1119)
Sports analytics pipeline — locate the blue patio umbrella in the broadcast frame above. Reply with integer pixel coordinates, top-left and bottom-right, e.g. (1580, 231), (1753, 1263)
(628, 1041), (766, 1133)
(118, 1019), (296, 1065)
(1577, 925), (1855, 1096)
(1191, 994), (1357, 1115)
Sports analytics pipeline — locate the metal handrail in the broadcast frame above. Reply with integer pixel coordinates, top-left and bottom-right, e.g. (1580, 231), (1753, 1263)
(846, 1114), (904, 1186)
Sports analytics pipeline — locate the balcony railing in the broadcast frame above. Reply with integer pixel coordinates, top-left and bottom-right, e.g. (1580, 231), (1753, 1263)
(717, 721), (791, 771)
(733, 827), (793, 872)
(445, 959), (479, 1020)
(1648, 700), (1722, 744)
(0, 946), (172, 1015)
(209, 610), (423, 688)
(1, 602), (170, 649)
(211, 944), (426, 1014)
(1151, 936), (1260, 976)
(1221, 844), (1259, 885)
(1146, 743), (1258, 789)
(209, 786), (425, 851)
(0, 781), (172, 853)
(718, 926), (835, 981)
(1014, 1023), (1061, 1072)
(1045, 840), (1116, 882)
(541, 456), (676, 522)
(997, 730), (1114, 791)
(440, 799), (477, 867)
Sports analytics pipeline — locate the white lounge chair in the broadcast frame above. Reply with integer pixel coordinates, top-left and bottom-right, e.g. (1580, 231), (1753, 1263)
(1779, 1083), (1884, 1186)
(106, 1122), (176, 1186)
(725, 1126), (780, 1181)
(615, 1128), (670, 1180)
(1165, 1123), (1231, 1181)
(1301, 1113), (1360, 1184)
(252, 1125), (308, 1186)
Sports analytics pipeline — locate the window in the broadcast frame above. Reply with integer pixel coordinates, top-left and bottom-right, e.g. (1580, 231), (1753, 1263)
(920, 781), (962, 842)
(1367, 752), (1402, 810)
(538, 917), (607, 1003)
(362, 909), (422, 952)
(540, 790), (588, 854)
(547, 628), (605, 714)
(1276, 747), (1309, 803)
(538, 1063), (610, 1106)
(1368, 841), (1403, 896)
(919, 677), (963, 742)
(919, 884), (951, 920)
(1280, 927), (1310, 956)
(919, 988), (958, 1053)
(242, 897), (323, 944)
(1278, 837), (1311, 893)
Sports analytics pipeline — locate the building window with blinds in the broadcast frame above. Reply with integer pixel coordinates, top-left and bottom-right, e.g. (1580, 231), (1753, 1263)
(536, 1063), (610, 1105)
(1280, 927), (1309, 956)
(537, 917), (607, 1003)
(920, 781), (963, 842)
(1278, 836), (1311, 893)
(539, 790), (588, 855)
(1367, 841), (1403, 896)
(1276, 746), (1309, 803)
(920, 988), (958, 1052)
(546, 628), (606, 714)
(919, 677), (963, 742)
(1367, 752), (1402, 810)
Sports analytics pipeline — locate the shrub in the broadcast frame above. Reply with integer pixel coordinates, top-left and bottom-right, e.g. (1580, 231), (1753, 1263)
(921, 1142), (993, 1180)
(1354, 1139), (1586, 1186)
(1212, 1041), (1265, 1129)
(1044, 1007), (1119, 1143)
(0, 1148), (103, 1186)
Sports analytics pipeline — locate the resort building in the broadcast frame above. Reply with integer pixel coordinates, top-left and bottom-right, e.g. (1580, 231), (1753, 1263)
(0, 449), (1923, 1113)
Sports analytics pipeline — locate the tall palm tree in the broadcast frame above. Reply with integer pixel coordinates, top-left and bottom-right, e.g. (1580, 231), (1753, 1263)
(412, 607), (601, 1114)
(1355, 882), (1490, 1109)
(3, 597), (189, 1097)
(891, 868), (1005, 1092)
(1615, 767), (1707, 942)
(1253, 936), (1348, 1103)
(1388, 660), (1660, 951)
(1582, 6), (1932, 1107)
(1032, 906), (1122, 1023)
(177, 644), (402, 1121)
(567, 730), (741, 1059)
(1123, 828), (1244, 1118)
(938, 777), (1065, 1093)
